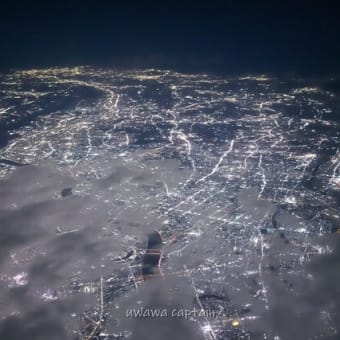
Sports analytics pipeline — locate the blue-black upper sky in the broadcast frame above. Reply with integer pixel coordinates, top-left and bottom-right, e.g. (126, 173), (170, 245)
(0, 0), (339, 75)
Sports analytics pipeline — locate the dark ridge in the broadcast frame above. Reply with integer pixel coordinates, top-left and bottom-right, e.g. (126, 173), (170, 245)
(142, 230), (163, 279)
(146, 230), (163, 250)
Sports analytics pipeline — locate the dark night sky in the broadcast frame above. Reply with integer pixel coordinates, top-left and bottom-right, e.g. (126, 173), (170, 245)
(0, 1), (339, 75)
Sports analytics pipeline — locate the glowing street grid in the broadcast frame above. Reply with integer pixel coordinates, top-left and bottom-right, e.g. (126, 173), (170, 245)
(0, 67), (339, 339)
